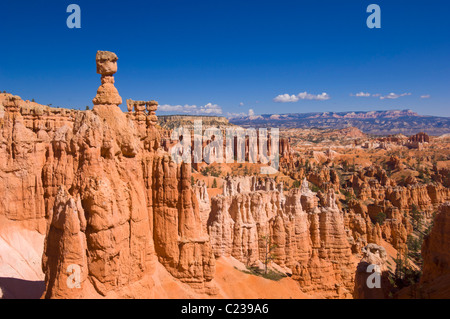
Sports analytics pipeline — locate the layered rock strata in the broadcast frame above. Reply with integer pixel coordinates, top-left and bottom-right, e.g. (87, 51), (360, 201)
(208, 177), (356, 298)
(1, 51), (215, 298)
(418, 202), (450, 298)
(353, 244), (391, 299)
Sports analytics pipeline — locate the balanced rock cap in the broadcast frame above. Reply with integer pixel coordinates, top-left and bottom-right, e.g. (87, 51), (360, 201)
(96, 51), (118, 76)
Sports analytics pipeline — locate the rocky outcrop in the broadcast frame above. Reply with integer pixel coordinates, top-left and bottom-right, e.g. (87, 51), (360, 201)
(345, 209), (383, 254)
(92, 51), (122, 106)
(42, 187), (89, 298)
(160, 126), (292, 170)
(354, 244), (391, 299)
(126, 99), (159, 139)
(193, 180), (211, 232)
(3, 50), (449, 299)
(39, 107), (155, 297)
(386, 155), (405, 171)
(158, 115), (233, 131)
(0, 94), (51, 234)
(222, 175), (282, 197)
(208, 177), (355, 298)
(418, 202), (450, 298)
(307, 168), (340, 192)
(152, 159), (215, 291)
(1, 51), (215, 298)
(406, 132), (429, 149)
(343, 165), (450, 251)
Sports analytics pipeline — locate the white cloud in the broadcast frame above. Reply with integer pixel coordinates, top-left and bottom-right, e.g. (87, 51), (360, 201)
(350, 92), (413, 99)
(420, 95), (431, 99)
(200, 103), (222, 114)
(273, 94), (299, 103)
(379, 92), (411, 100)
(226, 112), (247, 118)
(273, 91), (330, 102)
(158, 104), (195, 112)
(226, 108), (256, 118)
(159, 102), (222, 115)
(239, 102), (244, 106)
(298, 92), (330, 100)
(351, 92), (371, 97)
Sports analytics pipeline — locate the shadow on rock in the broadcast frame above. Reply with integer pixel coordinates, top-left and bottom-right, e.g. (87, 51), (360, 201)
(0, 277), (45, 299)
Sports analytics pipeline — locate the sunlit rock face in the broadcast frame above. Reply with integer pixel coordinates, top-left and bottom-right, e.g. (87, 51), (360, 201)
(419, 202), (450, 298)
(208, 177), (356, 298)
(0, 52), (215, 298)
(2, 50), (449, 300)
(93, 51), (122, 106)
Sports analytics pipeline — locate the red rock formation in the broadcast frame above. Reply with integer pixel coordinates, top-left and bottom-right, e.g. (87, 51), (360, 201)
(418, 202), (450, 298)
(354, 244), (391, 299)
(152, 158), (215, 290)
(161, 127), (292, 168)
(341, 164), (450, 251)
(2, 50), (449, 299)
(193, 180), (211, 232)
(408, 132), (430, 144)
(42, 187), (88, 298)
(307, 168), (340, 192)
(0, 95), (49, 234)
(386, 155), (405, 171)
(0, 51), (216, 298)
(40, 107), (155, 297)
(405, 132), (429, 149)
(92, 51), (122, 106)
(208, 177), (355, 298)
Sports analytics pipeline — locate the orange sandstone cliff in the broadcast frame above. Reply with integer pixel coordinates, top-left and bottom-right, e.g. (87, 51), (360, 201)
(1, 51), (449, 299)
(418, 202), (450, 298)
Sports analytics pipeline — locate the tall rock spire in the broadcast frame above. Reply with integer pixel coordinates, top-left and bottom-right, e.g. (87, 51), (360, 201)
(92, 51), (122, 106)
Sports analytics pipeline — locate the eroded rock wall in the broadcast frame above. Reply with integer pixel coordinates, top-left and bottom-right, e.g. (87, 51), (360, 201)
(419, 202), (450, 298)
(208, 178), (356, 298)
(0, 51), (215, 298)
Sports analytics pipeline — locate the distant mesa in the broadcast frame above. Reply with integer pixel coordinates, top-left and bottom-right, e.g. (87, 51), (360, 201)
(228, 110), (450, 136)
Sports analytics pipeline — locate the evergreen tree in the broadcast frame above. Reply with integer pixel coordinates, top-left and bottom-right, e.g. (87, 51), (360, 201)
(411, 204), (423, 231)
(260, 235), (277, 275)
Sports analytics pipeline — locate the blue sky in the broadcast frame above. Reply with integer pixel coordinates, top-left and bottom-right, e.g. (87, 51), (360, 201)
(0, 0), (449, 116)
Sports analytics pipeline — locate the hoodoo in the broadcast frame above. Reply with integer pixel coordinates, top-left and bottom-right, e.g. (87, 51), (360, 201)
(0, 50), (449, 300)
(93, 51), (122, 107)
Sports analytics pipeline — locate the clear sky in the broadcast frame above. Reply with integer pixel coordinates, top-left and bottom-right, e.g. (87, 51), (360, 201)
(0, 0), (449, 116)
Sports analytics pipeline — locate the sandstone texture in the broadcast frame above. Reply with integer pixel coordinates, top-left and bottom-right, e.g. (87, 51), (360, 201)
(1, 52), (214, 298)
(208, 177), (355, 298)
(354, 243), (391, 299)
(92, 51), (122, 106)
(418, 202), (450, 298)
(1, 50), (449, 299)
